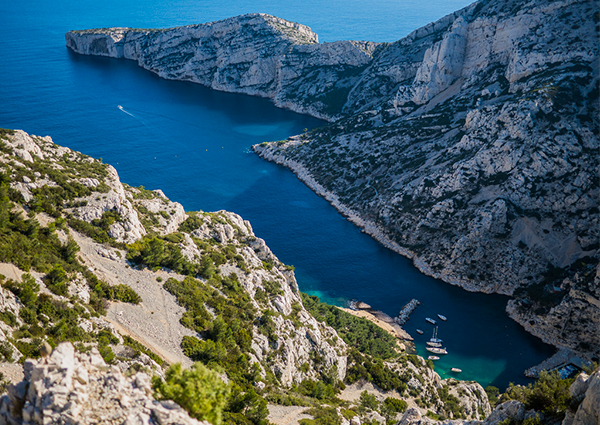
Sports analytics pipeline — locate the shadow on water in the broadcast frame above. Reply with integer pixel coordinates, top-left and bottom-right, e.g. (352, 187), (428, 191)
(65, 50), (319, 128)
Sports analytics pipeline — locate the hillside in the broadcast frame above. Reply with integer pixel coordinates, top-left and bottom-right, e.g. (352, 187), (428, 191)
(252, 0), (600, 359)
(0, 128), (506, 424)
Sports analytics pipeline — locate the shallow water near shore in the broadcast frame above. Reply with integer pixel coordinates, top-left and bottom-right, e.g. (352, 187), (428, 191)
(0, 0), (556, 389)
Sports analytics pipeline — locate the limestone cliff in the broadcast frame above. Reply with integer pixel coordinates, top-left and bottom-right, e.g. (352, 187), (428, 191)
(253, 0), (600, 359)
(65, 14), (379, 120)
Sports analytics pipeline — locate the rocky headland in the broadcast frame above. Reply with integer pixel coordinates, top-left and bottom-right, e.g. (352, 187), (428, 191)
(65, 0), (599, 362)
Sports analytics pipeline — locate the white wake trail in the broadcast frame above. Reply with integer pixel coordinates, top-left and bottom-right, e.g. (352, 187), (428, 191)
(118, 105), (135, 117)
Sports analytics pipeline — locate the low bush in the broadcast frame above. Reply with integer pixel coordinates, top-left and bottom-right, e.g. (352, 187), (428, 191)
(153, 362), (230, 425)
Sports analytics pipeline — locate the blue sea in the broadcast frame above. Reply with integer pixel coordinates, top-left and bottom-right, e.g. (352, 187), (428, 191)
(0, 0), (555, 388)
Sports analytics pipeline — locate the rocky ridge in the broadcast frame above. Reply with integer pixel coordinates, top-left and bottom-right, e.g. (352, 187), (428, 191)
(0, 129), (347, 388)
(0, 342), (207, 425)
(65, 0), (600, 359)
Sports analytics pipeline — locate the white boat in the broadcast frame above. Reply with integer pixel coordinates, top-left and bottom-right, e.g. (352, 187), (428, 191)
(426, 346), (448, 355)
(429, 327), (443, 343)
(437, 314), (447, 321)
(451, 368), (462, 373)
(427, 341), (442, 347)
(428, 356), (439, 360)
(425, 317), (437, 325)
(416, 329), (424, 335)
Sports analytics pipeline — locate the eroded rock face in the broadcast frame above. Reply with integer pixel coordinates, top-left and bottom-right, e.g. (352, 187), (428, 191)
(0, 342), (208, 425)
(66, 14), (378, 121)
(564, 369), (600, 425)
(253, 0), (599, 358)
(173, 209), (348, 386)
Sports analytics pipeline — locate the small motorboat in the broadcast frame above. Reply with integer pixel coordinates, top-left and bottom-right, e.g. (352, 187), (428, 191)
(416, 329), (424, 335)
(428, 356), (440, 361)
(426, 346), (448, 355)
(451, 368), (462, 373)
(437, 314), (447, 321)
(427, 341), (442, 347)
(425, 317), (437, 325)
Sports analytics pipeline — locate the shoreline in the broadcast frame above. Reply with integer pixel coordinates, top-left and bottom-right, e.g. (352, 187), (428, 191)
(253, 144), (572, 369)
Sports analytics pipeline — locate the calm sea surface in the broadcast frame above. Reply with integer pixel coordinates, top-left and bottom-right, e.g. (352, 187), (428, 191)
(0, 0), (555, 388)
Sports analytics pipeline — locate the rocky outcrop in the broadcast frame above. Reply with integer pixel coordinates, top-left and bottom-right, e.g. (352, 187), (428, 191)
(0, 342), (208, 425)
(1, 130), (146, 244)
(563, 369), (600, 425)
(66, 14), (379, 120)
(170, 209), (348, 386)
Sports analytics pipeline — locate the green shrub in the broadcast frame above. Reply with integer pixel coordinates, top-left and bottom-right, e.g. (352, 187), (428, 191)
(503, 370), (573, 419)
(297, 379), (336, 401)
(358, 390), (379, 413)
(485, 385), (499, 406)
(153, 362), (230, 425)
(384, 397), (408, 413)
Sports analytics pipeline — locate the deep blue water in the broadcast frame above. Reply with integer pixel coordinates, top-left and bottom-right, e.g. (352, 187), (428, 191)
(0, 0), (555, 388)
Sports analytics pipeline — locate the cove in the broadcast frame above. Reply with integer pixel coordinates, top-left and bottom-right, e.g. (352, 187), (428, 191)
(0, 0), (555, 389)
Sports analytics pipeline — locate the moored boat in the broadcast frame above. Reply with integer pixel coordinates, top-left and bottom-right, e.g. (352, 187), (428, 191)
(416, 329), (424, 335)
(451, 368), (462, 373)
(437, 314), (447, 321)
(426, 346), (448, 355)
(429, 326), (443, 343)
(426, 341), (442, 347)
(425, 317), (437, 325)
(428, 356), (439, 360)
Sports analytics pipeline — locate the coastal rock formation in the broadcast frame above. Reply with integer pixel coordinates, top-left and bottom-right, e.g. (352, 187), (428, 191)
(66, 0), (599, 360)
(65, 14), (379, 120)
(0, 342), (208, 425)
(253, 0), (599, 360)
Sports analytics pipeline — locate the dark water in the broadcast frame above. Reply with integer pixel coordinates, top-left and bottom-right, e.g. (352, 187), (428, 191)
(0, 0), (555, 388)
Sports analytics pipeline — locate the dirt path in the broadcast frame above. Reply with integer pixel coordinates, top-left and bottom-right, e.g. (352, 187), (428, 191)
(267, 405), (311, 425)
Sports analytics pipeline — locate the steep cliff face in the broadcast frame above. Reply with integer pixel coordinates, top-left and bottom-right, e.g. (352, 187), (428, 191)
(253, 0), (599, 357)
(66, 14), (379, 120)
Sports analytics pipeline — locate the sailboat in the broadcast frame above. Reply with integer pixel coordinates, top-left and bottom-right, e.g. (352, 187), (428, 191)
(430, 326), (443, 344)
(425, 326), (447, 354)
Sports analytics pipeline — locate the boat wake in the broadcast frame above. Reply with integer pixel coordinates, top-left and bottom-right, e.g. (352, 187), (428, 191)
(118, 105), (135, 117)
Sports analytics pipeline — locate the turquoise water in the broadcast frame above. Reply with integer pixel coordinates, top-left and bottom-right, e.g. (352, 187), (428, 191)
(0, 0), (555, 389)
